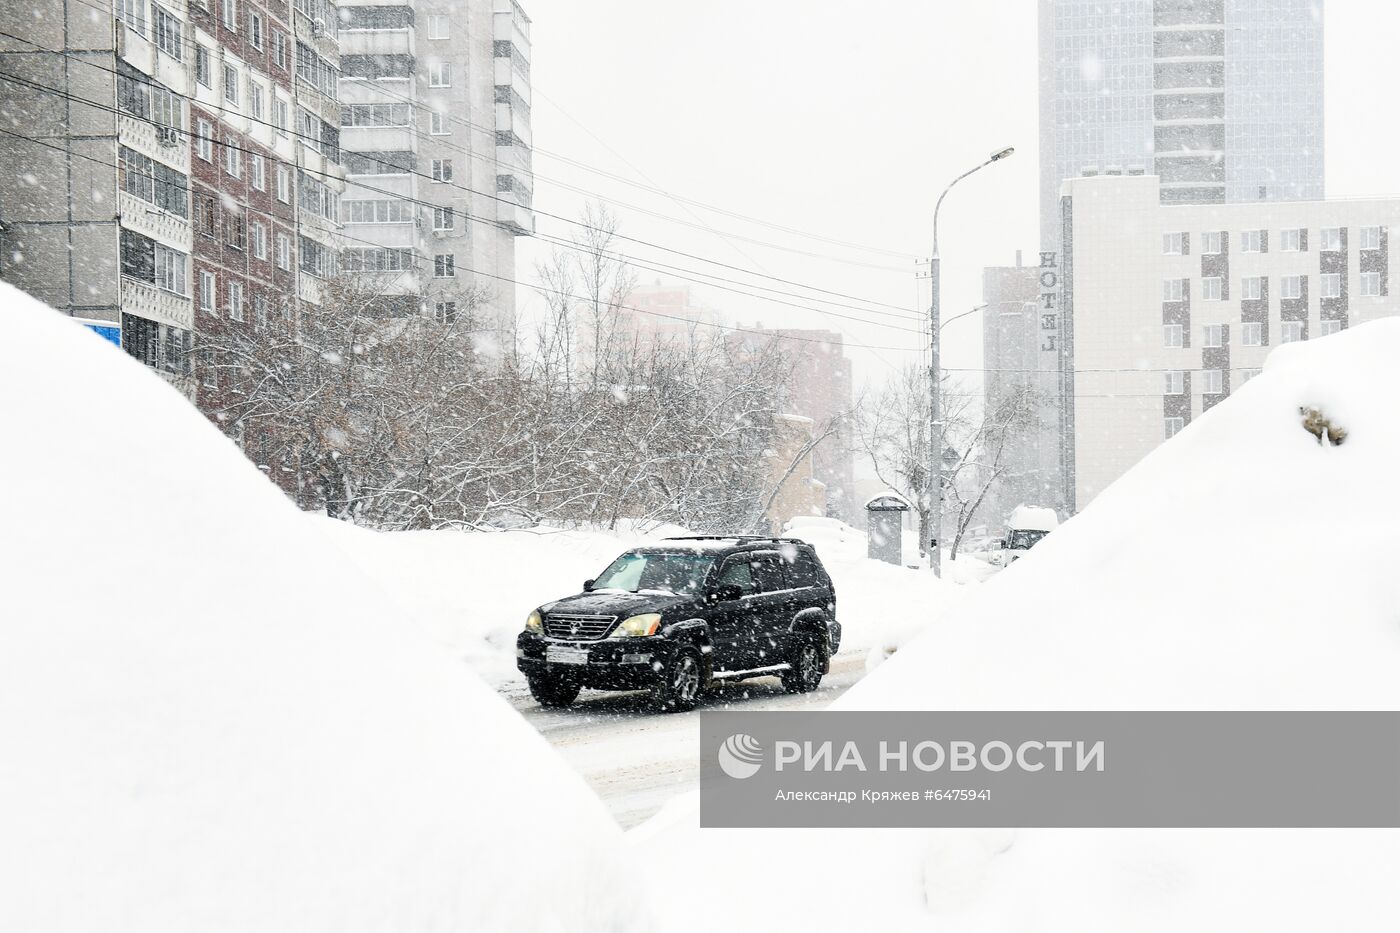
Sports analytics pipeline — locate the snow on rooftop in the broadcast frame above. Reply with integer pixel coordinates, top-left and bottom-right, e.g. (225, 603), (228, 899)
(638, 318), (1400, 931)
(0, 284), (648, 932)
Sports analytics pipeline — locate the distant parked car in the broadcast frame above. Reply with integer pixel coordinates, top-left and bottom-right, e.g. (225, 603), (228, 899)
(989, 505), (1060, 566)
(516, 536), (840, 711)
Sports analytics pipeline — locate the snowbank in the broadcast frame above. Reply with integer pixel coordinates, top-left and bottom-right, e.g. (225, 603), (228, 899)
(636, 319), (1400, 931)
(316, 513), (965, 688)
(0, 284), (648, 932)
(1006, 503), (1058, 531)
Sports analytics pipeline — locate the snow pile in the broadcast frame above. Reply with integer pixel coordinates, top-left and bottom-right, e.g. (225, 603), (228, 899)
(636, 319), (1400, 931)
(312, 517), (671, 685)
(0, 284), (648, 932)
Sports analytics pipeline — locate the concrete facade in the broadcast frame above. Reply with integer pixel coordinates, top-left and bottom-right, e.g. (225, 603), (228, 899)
(336, 0), (532, 329)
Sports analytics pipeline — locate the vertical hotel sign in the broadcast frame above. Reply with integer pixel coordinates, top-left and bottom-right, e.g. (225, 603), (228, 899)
(1038, 252), (1059, 354)
(1039, 250), (1069, 512)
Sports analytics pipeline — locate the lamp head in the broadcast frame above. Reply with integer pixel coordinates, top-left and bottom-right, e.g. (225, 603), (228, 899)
(990, 147), (1015, 161)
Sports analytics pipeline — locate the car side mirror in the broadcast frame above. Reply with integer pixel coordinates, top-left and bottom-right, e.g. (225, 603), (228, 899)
(709, 583), (743, 603)
(582, 578), (595, 592)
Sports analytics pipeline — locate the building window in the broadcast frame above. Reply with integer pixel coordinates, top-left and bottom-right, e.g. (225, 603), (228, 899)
(1164, 370), (1184, 395)
(276, 233), (291, 270)
(1281, 275), (1303, 300)
(429, 61), (452, 86)
(251, 221), (267, 260)
(1201, 231), (1222, 254)
(250, 154), (265, 190)
(224, 64), (240, 105)
(200, 270), (216, 313)
(344, 247), (415, 273)
(228, 281), (244, 321)
(153, 5), (182, 60)
(1241, 276), (1263, 300)
(428, 14), (449, 38)
(436, 300), (456, 323)
(431, 159), (453, 182)
(225, 211), (246, 250)
(433, 207), (454, 231)
(1319, 273), (1341, 299)
(1360, 271), (1382, 296)
(1239, 368), (1262, 385)
(276, 165), (291, 202)
(299, 236), (336, 278)
(1319, 319), (1342, 336)
(1201, 276), (1222, 301)
(1162, 232), (1184, 255)
(1240, 229), (1262, 253)
(1202, 323), (1225, 348)
(250, 11), (263, 48)
(339, 103), (411, 127)
(250, 82), (264, 120)
(1201, 369), (1223, 395)
(1165, 417), (1185, 440)
(1162, 278), (1185, 302)
(197, 119), (213, 161)
(222, 0), (238, 31)
(118, 0), (147, 36)
(196, 46), (212, 86)
(1320, 227), (1342, 251)
(119, 146), (188, 217)
(275, 98), (290, 135)
(1281, 320), (1305, 343)
(430, 111), (449, 135)
(1242, 322), (1263, 347)
(195, 194), (217, 237)
(1163, 323), (1183, 348)
(224, 136), (241, 177)
(1360, 226), (1382, 250)
(343, 199), (414, 223)
(434, 254), (455, 277)
(1280, 228), (1302, 252)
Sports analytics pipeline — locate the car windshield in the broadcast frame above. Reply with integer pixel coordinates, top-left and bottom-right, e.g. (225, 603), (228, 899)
(1008, 530), (1048, 550)
(591, 552), (715, 595)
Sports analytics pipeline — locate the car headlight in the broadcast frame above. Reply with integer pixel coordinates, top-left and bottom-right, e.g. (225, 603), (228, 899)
(609, 613), (662, 638)
(524, 610), (543, 634)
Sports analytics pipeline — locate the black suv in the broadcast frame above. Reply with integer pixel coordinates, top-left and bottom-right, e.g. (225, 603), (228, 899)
(516, 536), (840, 711)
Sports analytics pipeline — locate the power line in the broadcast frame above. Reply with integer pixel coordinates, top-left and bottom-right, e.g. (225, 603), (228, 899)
(0, 63), (924, 336)
(0, 123), (932, 355)
(4, 12), (916, 278)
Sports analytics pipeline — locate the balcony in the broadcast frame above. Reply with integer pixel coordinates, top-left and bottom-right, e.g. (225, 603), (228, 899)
(121, 276), (193, 330)
(339, 27), (415, 57)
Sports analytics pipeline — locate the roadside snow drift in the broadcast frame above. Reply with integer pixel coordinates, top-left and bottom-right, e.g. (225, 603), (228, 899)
(0, 284), (647, 932)
(637, 319), (1400, 931)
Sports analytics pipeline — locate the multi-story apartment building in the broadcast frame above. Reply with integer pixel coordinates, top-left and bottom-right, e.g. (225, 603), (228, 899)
(0, 0), (345, 409)
(1038, 0), (1324, 249)
(336, 0), (532, 328)
(981, 253), (1065, 520)
(0, 2), (197, 381)
(1058, 173), (1400, 509)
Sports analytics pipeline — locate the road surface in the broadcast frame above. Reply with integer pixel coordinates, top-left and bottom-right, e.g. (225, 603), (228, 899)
(503, 651), (868, 827)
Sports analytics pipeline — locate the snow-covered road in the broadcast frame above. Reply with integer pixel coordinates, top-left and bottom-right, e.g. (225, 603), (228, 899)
(505, 650), (867, 827)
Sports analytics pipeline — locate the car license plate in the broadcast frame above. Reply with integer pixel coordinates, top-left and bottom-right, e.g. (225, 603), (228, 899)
(546, 645), (590, 665)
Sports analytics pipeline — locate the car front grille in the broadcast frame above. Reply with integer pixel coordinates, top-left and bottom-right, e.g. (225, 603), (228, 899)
(544, 613), (617, 641)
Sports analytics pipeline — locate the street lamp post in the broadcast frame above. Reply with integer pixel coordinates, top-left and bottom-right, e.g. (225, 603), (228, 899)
(928, 146), (1014, 576)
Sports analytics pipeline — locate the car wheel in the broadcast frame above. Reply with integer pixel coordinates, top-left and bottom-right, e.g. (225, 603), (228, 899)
(528, 674), (581, 708)
(782, 632), (826, 694)
(653, 647), (703, 712)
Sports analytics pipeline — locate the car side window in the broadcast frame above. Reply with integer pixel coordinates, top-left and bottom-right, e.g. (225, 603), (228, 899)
(783, 547), (823, 588)
(750, 554), (788, 593)
(717, 559), (756, 595)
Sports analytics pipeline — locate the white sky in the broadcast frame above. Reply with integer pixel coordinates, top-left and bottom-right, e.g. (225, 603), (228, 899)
(514, 0), (1400, 398)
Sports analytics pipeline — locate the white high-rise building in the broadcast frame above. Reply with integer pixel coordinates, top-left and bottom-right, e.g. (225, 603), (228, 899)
(1039, 0), (1324, 250)
(1059, 173), (1399, 509)
(337, 0), (532, 328)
